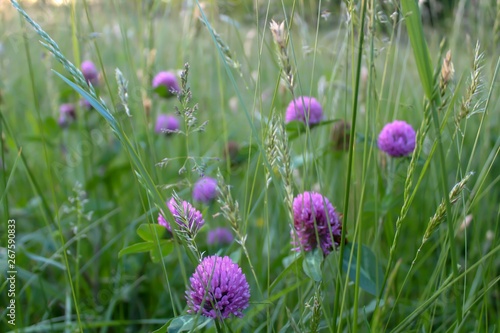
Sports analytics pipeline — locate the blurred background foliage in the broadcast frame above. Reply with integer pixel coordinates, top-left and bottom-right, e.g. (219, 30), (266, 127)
(2, 0), (497, 28)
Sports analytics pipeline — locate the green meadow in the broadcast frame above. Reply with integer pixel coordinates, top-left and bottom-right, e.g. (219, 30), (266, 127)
(1, 0), (499, 332)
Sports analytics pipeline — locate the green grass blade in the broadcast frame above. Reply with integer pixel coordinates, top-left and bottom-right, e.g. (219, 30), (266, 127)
(401, 0), (435, 101)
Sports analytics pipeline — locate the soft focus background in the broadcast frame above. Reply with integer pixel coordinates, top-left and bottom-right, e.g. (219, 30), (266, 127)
(1, 0), (499, 332)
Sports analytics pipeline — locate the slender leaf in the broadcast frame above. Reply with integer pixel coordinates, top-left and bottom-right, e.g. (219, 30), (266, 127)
(53, 71), (116, 124)
(118, 242), (154, 258)
(401, 0), (434, 100)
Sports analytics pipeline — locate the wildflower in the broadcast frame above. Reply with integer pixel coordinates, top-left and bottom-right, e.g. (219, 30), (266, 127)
(377, 120), (416, 157)
(58, 103), (76, 128)
(193, 177), (218, 204)
(186, 255), (250, 319)
(285, 96), (323, 125)
(207, 227), (234, 246)
(158, 198), (205, 233)
(291, 191), (343, 256)
(155, 114), (180, 135)
(152, 71), (180, 98)
(331, 120), (351, 151)
(81, 60), (99, 86)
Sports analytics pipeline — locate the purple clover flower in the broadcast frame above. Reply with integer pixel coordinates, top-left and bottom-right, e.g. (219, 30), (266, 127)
(285, 96), (323, 125)
(377, 120), (416, 157)
(152, 71), (180, 98)
(207, 227), (234, 246)
(192, 177), (218, 204)
(155, 114), (180, 135)
(81, 60), (99, 86)
(186, 255), (250, 319)
(291, 191), (343, 256)
(58, 103), (76, 128)
(158, 198), (205, 233)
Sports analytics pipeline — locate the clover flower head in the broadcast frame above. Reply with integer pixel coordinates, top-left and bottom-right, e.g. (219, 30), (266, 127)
(285, 96), (323, 125)
(291, 191), (342, 256)
(207, 227), (234, 246)
(192, 177), (218, 204)
(186, 255), (250, 319)
(152, 71), (180, 98)
(81, 60), (99, 86)
(158, 198), (205, 233)
(377, 120), (416, 157)
(155, 114), (180, 135)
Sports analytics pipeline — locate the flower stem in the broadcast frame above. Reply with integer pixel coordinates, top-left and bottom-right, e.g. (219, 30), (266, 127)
(334, 0), (367, 331)
(214, 318), (224, 333)
(429, 102), (463, 323)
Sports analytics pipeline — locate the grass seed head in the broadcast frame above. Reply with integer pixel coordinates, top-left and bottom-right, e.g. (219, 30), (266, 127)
(440, 50), (454, 95)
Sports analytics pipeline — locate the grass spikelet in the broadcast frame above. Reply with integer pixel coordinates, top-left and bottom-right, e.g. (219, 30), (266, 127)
(216, 170), (261, 294)
(11, 0), (95, 96)
(408, 171), (474, 269)
(440, 50), (454, 96)
(199, 18), (241, 72)
(169, 192), (203, 261)
(421, 172), (474, 245)
(265, 113), (294, 218)
(62, 182), (92, 223)
(216, 170), (245, 245)
(270, 20), (295, 93)
(115, 68), (130, 117)
(457, 42), (484, 124)
(176, 63), (201, 134)
(307, 287), (322, 333)
(170, 63), (211, 178)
